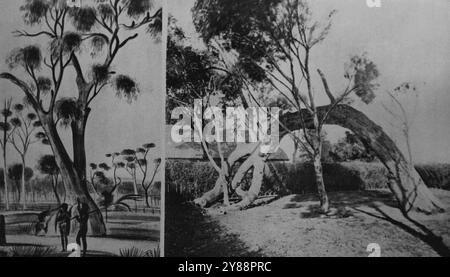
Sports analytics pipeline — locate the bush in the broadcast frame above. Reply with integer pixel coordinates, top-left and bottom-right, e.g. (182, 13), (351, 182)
(8, 246), (56, 257)
(119, 246), (160, 257)
(166, 160), (219, 200)
(268, 161), (388, 194)
(166, 160), (450, 200)
(166, 160), (389, 200)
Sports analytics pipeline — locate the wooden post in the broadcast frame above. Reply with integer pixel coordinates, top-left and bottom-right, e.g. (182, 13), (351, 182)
(0, 215), (6, 245)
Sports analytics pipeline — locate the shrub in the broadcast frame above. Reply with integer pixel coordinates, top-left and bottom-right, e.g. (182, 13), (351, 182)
(8, 246), (56, 257)
(166, 160), (450, 200)
(166, 160), (389, 200)
(119, 246), (160, 257)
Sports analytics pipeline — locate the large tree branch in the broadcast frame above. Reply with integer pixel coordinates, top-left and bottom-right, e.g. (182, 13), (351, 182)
(0, 73), (40, 111)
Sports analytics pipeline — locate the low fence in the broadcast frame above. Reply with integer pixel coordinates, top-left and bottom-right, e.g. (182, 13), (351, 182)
(0, 212), (41, 245)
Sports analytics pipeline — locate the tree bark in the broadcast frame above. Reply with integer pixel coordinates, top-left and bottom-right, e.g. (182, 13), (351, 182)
(313, 142), (329, 213)
(281, 104), (445, 214)
(41, 114), (106, 236)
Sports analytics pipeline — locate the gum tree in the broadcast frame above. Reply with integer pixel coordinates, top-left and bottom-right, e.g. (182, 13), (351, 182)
(0, 0), (161, 234)
(9, 103), (46, 210)
(0, 99), (15, 210)
(121, 149), (139, 211)
(133, 143), (160, 208)
(381, 82), (419, 165)
(104, 152), (123, 199)
(190, 0), (444, 214)
(7, 163), (33, 203)
(37, 154), (61, 204)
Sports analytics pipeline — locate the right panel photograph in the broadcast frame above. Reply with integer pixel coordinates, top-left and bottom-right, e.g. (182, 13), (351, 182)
(164, 0), (450, 257)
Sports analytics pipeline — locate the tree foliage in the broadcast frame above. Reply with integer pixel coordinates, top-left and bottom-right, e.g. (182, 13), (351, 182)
(37, 154), (59, 176)
(7, 163), (34, 182)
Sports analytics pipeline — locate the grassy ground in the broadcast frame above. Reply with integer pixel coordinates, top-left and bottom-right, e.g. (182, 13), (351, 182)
(1, 211), (160, 257)
(166, 189), (450, 257)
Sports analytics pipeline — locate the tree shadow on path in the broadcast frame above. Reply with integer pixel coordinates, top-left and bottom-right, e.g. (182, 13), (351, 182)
(354, 205), (450, 257)
(165, 193), (263, 257)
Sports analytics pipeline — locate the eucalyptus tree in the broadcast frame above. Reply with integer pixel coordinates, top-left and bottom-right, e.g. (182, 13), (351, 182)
(0, 99), (15, 210)
(121, 149), (139, 211)
(382, 82), (419, 166)
(7, 163), (34, 203)
(189, 0), (443, 214)
(37, 154), (61, 204)
(9, 103), (46, 210)
(0, 0), (162, 234)
(105, 152), (123, 199)
(133, 143), (160, 208)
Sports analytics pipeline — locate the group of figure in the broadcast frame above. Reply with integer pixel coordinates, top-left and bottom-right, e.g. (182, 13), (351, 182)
(54, 198), (90, 256)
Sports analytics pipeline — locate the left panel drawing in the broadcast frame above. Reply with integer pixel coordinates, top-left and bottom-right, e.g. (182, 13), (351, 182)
(0, 0), (162, 257)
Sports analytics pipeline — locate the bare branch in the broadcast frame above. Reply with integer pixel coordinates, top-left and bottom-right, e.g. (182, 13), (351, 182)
(12, 30), (55, 38)
(317, 69), (335, 103)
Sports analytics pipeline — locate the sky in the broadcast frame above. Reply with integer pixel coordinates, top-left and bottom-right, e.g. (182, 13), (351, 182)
(169, 0), (450, 163)
(0, 0), (163, 178)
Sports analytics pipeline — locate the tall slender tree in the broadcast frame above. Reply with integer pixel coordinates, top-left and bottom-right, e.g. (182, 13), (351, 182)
(9, 103), (44, 210)
(37, 154), (61, 204)
(132, 143), (160, 208)
(0, 0), (161, 234)
(7, 163), (33, 204)
(0, 99), (15, 210)
(121, 149), (139, 211)
(382, 82), (419, 166)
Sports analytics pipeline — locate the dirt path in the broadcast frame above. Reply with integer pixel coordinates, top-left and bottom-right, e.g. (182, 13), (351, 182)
(199, 189), (450, 257)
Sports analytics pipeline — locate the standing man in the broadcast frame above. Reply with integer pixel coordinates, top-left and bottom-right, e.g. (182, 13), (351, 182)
(75, 198), (89, 257)
(55, 203), (71, 252)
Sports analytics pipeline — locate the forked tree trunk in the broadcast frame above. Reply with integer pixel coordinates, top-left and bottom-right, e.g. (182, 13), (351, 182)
(194, 143), (264, 209)
(282, 104), (445, 214)
(195, 105), (444, 215)
(41, 114), (106, 236)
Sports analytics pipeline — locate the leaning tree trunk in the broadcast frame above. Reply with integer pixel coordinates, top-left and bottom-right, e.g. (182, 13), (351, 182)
(71, 112), (107, 236)
(41, 114), (106, 236)
(195, 105), (444, 214)
(281, 104), (445, 214)
(194, 143), (263, 209)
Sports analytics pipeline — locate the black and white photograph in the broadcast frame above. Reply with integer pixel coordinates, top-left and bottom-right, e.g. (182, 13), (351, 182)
(165, 0), (450, 257)
(0, 0), (163, 257)
(0, 0), (450, 260)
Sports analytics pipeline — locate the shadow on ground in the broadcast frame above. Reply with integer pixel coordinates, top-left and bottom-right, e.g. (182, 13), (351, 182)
(165, 193), (263, 257)
(282, 190), (398, 218)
